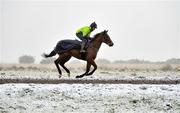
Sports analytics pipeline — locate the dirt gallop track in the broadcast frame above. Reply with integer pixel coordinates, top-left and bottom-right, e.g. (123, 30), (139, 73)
(0, 78), (180, 84)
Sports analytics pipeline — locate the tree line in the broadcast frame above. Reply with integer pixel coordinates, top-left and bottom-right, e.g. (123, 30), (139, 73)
(18, 55), (180, 64)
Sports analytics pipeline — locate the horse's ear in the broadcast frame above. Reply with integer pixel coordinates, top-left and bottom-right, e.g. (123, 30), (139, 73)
(103, 30), (108, 34)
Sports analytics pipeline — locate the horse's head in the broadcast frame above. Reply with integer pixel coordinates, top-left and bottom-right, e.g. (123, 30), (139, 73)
(101, 30), (114, 47)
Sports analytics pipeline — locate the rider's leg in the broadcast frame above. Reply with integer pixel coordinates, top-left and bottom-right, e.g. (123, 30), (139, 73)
(80, 39), (86, 53)
(76, 32), (87, 53)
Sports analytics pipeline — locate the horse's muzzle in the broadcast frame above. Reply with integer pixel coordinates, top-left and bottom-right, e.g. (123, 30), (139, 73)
(109, 42), (114, 47)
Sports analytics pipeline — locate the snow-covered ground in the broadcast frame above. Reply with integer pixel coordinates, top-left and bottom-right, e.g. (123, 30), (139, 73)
(0, 65), (180, 113)
(0, 84), (180, 113)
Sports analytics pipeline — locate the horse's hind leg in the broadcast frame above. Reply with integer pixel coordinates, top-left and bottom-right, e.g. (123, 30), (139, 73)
(59, 56), (71, 77)
(54, 58), (62, 78)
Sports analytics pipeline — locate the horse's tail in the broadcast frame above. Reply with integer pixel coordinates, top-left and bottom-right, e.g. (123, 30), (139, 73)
(42, 50), (56, 58)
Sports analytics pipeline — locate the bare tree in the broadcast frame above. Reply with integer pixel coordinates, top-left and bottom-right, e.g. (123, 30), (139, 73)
(19, 55), (35, 64)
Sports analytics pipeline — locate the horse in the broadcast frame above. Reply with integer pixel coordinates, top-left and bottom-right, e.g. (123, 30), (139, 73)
(43, 30), (114, 78)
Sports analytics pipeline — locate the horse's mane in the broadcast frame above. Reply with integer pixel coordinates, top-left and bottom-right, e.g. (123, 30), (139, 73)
(90, 32), (102, 42)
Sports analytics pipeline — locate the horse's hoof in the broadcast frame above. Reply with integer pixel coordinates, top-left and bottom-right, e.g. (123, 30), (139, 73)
(76, 75), (83, 78)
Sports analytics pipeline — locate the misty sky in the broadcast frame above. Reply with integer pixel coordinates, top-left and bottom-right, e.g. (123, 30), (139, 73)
(0, 0), (180, 63)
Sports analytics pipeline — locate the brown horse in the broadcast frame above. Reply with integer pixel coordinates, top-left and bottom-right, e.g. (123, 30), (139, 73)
(43, 30), (114, 78)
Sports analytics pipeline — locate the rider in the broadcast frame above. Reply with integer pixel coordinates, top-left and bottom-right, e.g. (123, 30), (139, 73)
(76, 22), (97, 53)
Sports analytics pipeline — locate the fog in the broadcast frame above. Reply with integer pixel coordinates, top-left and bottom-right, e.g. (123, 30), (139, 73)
(0, 0), (179, 63)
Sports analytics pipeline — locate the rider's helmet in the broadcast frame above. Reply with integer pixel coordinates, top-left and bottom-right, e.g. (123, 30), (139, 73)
(90, 22), (97, 29)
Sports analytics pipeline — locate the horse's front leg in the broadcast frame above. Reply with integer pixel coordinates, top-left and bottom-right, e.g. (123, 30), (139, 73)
(76, 62), (91, 78)
(86, 60), (97, 76)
